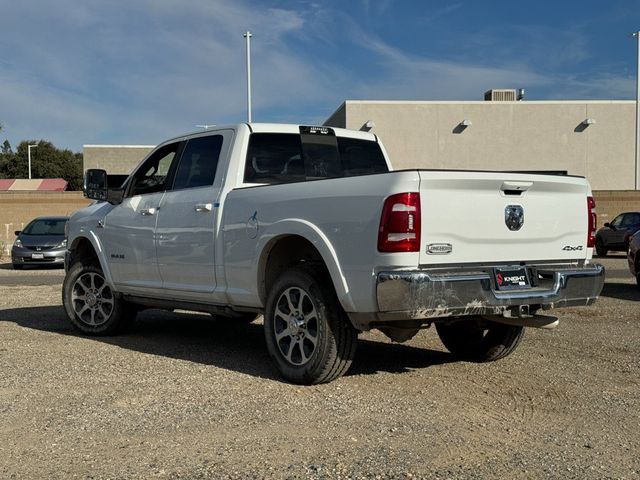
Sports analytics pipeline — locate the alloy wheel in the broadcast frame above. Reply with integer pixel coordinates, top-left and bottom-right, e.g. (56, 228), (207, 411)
(71, 272), (115, 326)
(272, 286), (319, 366)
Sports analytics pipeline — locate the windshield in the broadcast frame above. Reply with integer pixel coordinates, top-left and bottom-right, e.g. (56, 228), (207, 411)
(22, 219), (67, 236)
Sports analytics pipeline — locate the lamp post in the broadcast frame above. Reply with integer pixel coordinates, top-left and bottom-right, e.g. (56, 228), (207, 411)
(633, 32), (640, 190)
(27, 144), (37, 180)
(243, 31), (253, 123)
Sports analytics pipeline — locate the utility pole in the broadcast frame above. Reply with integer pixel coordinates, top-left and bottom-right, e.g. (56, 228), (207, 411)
(27, 144), (37, 179)
(243, 31), (253, 123)
(633, 32), (640, 190)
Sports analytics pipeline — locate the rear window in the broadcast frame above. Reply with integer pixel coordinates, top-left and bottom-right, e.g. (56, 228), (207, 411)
(244, 131), (388, 184)
(23, 219), (67, 236)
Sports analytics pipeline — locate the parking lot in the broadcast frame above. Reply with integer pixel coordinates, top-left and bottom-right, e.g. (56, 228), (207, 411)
(0, 256), (638, 479)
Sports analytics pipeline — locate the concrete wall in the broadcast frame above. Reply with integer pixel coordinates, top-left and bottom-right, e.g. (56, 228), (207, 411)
(0, 190), (637, 260)
(593, 191), (640, 225)
(326, 100), (636, 191)
(83, 145), (154, 175)
(0, 192), (91, 259)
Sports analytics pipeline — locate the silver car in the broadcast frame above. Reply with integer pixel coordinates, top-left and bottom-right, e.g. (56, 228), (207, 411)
(627, 230), (640, 287)
(11, 216), (69, 269)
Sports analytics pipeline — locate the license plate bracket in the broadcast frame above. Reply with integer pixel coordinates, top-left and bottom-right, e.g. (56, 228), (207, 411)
(494, 266), (530, 290)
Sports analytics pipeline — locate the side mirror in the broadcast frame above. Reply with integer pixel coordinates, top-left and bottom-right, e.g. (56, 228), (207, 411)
(84, 169), (124, 205)
(14, 230), (21, 236)
(84, 169), (108, 201)
(604, 222), (613, 229)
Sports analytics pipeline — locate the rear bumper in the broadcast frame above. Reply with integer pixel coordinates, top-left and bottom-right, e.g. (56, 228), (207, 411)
(375, 263), (605, 321)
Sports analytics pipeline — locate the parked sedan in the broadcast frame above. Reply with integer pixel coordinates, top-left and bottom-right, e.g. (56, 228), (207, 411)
(628, 231), (640, 287)
(595, 211), (640, 256)
(11, 216), (69, 269)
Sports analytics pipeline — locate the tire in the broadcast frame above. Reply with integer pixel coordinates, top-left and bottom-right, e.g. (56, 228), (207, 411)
(435, 316), (524, 362)
(595, 238), (608, 257)
(62, 262), (136, 335)
(12, 264), (23, 270)
(263, 267), (358, 385)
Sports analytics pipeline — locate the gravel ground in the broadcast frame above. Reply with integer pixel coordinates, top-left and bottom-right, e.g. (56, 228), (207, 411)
(0, 256), (638, 479)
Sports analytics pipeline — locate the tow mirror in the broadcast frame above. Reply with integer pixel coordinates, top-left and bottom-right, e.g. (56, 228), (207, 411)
(84, 169), (124, 205)
(84, 169), (108, 201)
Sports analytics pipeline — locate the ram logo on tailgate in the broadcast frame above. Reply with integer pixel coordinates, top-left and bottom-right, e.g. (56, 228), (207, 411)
(505, 205), (524, 231)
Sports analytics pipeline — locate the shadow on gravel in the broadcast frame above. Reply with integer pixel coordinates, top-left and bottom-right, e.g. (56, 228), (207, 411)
(600, 282), (639, 302)
(0, 262), (63, 271)
(0, 305), (456, 381)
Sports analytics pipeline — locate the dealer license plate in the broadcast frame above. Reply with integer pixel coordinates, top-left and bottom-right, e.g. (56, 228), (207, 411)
(494, 266), (530, 290)
(31, 253), (44, 259)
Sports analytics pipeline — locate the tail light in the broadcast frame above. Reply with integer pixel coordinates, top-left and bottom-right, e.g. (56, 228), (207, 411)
(587, 196), (596, 248)
(378, 192), (421, 252)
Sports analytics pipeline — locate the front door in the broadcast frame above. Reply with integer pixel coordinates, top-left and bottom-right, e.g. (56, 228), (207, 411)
(101, 141), (182, 291)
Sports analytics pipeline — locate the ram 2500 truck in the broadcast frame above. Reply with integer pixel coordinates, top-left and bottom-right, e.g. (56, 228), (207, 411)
(63, 124), (605, 384)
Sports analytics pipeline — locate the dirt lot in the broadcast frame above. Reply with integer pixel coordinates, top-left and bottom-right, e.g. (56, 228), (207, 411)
(0, 257), (638, 479)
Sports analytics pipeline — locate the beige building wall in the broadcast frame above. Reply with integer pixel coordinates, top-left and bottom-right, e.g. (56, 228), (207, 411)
(326, 100), (636, 191)
(83, 145), (155, 175)
(0, 190), (634, 260)
(0, 192), (91, 259)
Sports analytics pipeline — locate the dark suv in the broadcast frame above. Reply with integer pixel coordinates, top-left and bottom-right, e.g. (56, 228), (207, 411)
(595, 211), (640, 256)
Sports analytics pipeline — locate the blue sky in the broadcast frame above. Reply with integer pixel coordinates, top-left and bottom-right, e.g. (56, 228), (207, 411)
(1, 0), (640, 151)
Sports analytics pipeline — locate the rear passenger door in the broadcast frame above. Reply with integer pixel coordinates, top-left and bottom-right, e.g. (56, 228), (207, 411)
(155, 131), (233, 297)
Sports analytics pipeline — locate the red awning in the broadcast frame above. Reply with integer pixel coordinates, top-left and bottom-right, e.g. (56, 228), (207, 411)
(0, 179), (68, 191)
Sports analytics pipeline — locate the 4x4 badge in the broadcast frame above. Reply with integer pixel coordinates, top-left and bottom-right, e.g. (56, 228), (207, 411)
(505, 205), (524, 231)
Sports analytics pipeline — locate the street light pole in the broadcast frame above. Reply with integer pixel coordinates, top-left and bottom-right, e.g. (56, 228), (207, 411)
(243, 31), (253, 123)
(633, 32), (640, 190)
(27, 144), (37, 180)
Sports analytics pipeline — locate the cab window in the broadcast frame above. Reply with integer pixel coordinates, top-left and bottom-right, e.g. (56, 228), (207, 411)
(172, 135), (223, 190)
(243, 131), (388, 185)
(130, 142), (181, 196)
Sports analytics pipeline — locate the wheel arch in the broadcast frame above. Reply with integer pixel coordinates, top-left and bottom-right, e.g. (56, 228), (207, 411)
(68, 234), (115, 286)
(257, 231), (354, 312)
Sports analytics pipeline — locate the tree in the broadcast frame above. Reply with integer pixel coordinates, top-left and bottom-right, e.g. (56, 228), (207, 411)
(0, 140), (83, 190)
(2, 140), (11, 154)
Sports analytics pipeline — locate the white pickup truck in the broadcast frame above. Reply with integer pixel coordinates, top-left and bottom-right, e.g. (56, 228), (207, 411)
(63, 124), (604, 384)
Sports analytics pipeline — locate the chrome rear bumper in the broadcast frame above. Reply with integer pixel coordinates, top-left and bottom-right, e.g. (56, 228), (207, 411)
(376, 264), (605, 321)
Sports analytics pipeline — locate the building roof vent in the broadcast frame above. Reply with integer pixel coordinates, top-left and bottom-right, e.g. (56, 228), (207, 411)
(484, 89), (517, 101)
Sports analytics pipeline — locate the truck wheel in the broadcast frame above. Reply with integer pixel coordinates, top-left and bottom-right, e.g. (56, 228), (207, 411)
(62, 262), (135, 335)
(435, 316), (524, 362)
(264, 267), (357, 385)
(595, 238), (608, 257)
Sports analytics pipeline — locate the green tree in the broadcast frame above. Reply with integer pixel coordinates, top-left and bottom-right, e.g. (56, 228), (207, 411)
(0, 140), (83, 190)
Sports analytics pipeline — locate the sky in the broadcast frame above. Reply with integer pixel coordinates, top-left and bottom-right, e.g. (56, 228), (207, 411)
(1, 0), (640, 152)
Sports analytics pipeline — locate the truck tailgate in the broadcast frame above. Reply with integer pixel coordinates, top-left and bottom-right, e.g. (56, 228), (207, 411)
(418, 171), (590, 265)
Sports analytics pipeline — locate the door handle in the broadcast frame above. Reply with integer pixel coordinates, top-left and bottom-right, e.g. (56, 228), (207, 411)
(140, 207), (157, 216)
(195, 203), (212, 212)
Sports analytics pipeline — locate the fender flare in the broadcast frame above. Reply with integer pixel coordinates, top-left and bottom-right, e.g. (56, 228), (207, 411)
(256, 218), (356, 312)
(68, 229), (115, 287)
